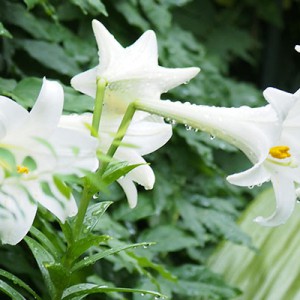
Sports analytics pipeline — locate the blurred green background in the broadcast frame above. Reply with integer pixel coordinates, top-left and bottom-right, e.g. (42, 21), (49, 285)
(1, 0), (300, 299)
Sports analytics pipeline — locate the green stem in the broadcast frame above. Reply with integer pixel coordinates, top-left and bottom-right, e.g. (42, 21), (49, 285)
(72, 178), (93, 240)
(91, 78), (107, 137)
(97, 102), (137, 176)
(72, 78), (107, 240)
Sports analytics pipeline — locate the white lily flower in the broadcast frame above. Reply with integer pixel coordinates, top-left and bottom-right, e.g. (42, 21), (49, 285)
(59, 113), (172, 208)
(71, 19), (200, 124)
(133, 86), (300, 226)
(0, 78), (98, 245)
(69, 20), (198, 207)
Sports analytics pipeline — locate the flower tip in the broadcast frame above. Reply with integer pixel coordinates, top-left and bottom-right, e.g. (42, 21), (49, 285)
(295, 45), (300, 53)
(253, 215), (285, 227)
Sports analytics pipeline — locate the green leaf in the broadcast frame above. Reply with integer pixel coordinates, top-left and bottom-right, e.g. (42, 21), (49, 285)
(62, 283), (166, 300)
(171, 265), (241, 299)
(63, 85), (94, 113)
(0, 78), (17, 93)
(83, 201), (113, 234)
(102, 162), (145, 185)
(23, 0), (41, 10)
(69, 234), (110, 260)
(17, 39), (81, 76)
(127, 252), (177, 282)
(0, 22), (12, 38)
(71, 242), (155, 272)
(139, 225), (198, 253)
(70, 0), (108, 16)
(25, 236), (56, 298)
(11, 77), (42, 109)
(30, 226), (60, 259)
(0, 279), (26, 300)
(0, 269), (41, 300)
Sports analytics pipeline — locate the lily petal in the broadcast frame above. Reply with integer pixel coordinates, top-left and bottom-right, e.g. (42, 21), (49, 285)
(0, 96), (28, 136)
(227, 163), (270, 187)
(263, 87), (297, 121)
(0, 184), (37, 245)
(114, 148), (155, 190)
(92, 19), (124, 73)
(117, 177), (138, 208)
(137, 100), (279, 164)
(124, 115), (172, 155)
(27, 78), (64, 137)
(27, 180), (78, 222)
(71, 67), (98, 98)
(49, 127), (98, 175)
(254, 172), (295, 226)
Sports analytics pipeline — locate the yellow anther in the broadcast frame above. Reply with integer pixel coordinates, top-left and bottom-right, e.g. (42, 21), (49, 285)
(17, 165), (29, 174)
(269, 146), (291, 159)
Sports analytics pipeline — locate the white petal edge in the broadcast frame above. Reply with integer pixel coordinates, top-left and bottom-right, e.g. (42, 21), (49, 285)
(263, 87), (296, 121)
(254, 172), (296, 226)
(117, 177), (138, 208)
(227, 162), (270, 187)
(0, 184), (37, 245)
(27, 180), (78, 222)
(71, 67), (98, 98)
(27, 78), (64, 137)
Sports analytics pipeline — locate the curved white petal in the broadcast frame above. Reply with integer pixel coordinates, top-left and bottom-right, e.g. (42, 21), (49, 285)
(0, 184), (37, 245)
(124, 116), (172, 155)
(59, 113), (92, 133)
(127, 30), (158, 65)
(263, 87), (296, 121)
(92, 19), (124, 74)
(139, 100), (279, 164)
(0, 96), (28, 137)
(117, 177), (138, 208)
(27, 78), (64, 137)
(254, 173), (295, 226)
(155, 66), (200, 92)
(227, 162), (270, 187)
(27, 180), (78, 222)
(71, 67), (98, 98)
(114, 148), (155, 189)
(48, 127), (98, 175)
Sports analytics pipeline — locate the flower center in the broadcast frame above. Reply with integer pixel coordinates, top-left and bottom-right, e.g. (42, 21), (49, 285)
(269, 146), (291, 159)
(17, 165), (29, 174)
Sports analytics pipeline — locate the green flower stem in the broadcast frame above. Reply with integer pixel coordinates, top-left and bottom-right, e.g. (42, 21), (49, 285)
(97, 102), (137, 176)
(91, 78), (107, 137)
(72, 78), (107, 240)
(72, 177), (93, 240)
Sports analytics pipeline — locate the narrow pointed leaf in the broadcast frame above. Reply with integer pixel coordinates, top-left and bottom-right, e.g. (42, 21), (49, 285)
(0, 279), (25, 299)
(62, 283), (166, 300)
(71, 242), (155, 272)
(0, 269), (41, 300)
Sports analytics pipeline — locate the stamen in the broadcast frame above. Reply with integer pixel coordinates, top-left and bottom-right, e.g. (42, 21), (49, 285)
(269, 146), (291, 159)
(17, 165), (29, 174)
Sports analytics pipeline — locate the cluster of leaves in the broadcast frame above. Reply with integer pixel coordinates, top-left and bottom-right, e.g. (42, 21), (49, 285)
(0, 0), (299, 299)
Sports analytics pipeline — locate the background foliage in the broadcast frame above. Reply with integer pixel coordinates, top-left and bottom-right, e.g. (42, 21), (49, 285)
(0, 0), (300, 299)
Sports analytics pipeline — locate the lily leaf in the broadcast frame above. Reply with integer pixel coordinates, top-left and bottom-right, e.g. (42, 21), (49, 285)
(62, 283), (166, 300)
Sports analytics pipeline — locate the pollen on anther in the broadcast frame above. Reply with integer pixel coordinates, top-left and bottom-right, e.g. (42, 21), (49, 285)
(269, 146), (291, 159)
(17, 165), (29, 174)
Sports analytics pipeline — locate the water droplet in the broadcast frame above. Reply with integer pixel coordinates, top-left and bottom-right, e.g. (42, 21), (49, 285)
(93, 194), (98, 199)
(141, 293), (145, 296)
(248, 185), (254, 189)
(194, 128), (199, 133)
(185, 124), (192, 131)
(210, 134), (215, 140)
